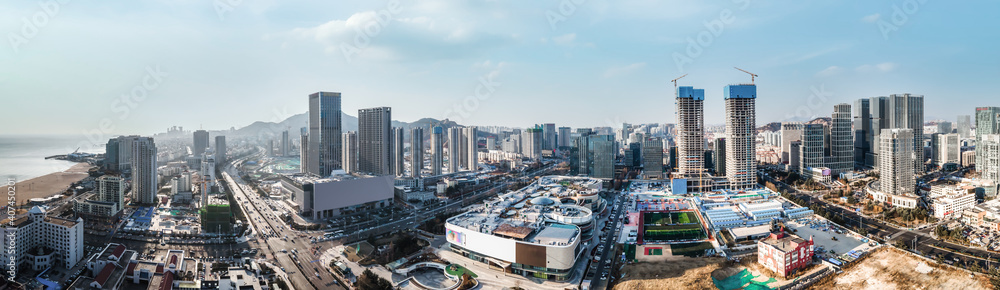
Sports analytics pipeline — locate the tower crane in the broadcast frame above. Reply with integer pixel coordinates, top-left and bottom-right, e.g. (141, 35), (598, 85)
(734, 67), (758, 85)
(671, 74), (688, 90)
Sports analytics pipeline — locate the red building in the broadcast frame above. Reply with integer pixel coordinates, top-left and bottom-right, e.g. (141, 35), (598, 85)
(757, 231), (813, 278)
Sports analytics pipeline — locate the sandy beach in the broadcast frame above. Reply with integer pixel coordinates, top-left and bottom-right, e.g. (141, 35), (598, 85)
(4, 163), (93, 205)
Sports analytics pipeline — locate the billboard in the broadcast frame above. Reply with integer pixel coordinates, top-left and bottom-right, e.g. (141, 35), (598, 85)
(446, 228), (466, 245)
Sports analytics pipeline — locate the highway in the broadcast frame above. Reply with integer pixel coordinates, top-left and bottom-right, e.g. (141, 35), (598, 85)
(763, 172), (1000, 273)
(223, 160), (344, 290)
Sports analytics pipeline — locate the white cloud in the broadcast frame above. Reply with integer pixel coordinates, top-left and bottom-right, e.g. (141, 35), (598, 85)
(553, 33), (576, 45)
(862, 13), (881, 23)
(816, 66), (843, 77)
(856, 62), (896, 73)
(603, 62), (646, 78)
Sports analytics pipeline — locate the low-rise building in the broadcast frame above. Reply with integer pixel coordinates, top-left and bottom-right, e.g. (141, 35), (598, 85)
(928, 185), (976, 219)
(757, 231), (814, 278)
(285, 172), (395, 220)
(67, 243), (137, 290)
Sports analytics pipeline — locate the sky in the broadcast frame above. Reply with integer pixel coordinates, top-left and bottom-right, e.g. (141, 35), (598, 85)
(2, 0), (998, 137)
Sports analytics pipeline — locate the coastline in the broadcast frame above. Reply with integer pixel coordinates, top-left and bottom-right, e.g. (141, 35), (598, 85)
(3, 163), (94, 205)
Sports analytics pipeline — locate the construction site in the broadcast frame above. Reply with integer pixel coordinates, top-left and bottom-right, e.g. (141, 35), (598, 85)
(812, 247), (990, 289)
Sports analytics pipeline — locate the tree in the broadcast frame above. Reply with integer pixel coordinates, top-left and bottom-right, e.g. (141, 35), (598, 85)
(356, 269), (393, 290)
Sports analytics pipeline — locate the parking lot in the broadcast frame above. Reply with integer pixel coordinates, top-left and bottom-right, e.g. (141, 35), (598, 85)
(786, 217), (874, 255)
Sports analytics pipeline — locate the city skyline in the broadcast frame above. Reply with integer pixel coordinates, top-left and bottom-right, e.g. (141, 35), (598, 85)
(3, 1), (999, 136)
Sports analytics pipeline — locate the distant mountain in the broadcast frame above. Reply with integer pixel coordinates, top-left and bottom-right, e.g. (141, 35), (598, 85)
(232, 112), (495, 142)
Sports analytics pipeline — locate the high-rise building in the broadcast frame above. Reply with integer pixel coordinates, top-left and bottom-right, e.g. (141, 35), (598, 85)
(542, 123), (557, 151)
(801, 124), (825, 178)
(572, 130), (592, 175)
(887, 94), (924, 174)
(558, 127), (571, 148)
(215, 135), (226, 165)
(865, 96), (890, 168)
(466, 126), (478, 170)
(104, 138), (119, 172)
(676, 86), (705, 175)
(957, 115), (972, 139)
(853, 98), (871, 168)
(976, 107), (1000, 174)
(281, 130), (290, 156)
(591, 135), (616, 179)
(0, 206), (84, 272)
(830, 103), (854, 175)
(932, 133), (960, 166)
(938, 122), (953, 134)
(724, 84), (757, 189)
(981, 134), (1000, 184)
(524, 126), (544, 161)
(193, 130), (209, 157)
(411, 127), (424, 178)
(132, 137), (157, 205)
(642, 137), (664, 179)
(431, 126), (444, 175)
(788, 141), (801, 173)
(300, 127), (309, 174)
(308, 92), (343, 176)
(879, 128), (915, 198)
(392, 127), (405, 176)
(713, 138), (726, 176)
(447, 127), (462, 173)
(342, 131), (358, 174)
(358, 107), (392, 175)
(780, 123), (804, 164)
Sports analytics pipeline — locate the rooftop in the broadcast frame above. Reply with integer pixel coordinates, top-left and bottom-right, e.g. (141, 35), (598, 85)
(760, 232), (810, 253)
(45, 216), (80, 227)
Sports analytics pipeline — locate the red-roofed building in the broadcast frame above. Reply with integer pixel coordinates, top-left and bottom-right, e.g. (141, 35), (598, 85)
(158, 272), (175, 290)
(757, 231), (814, 278)
(111, 245), (126, 260)
(91, 263), (116, 288)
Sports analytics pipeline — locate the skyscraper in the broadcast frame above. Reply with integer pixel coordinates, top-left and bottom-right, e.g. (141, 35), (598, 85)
(431, 126), (444, 175)
(642, 137), (664, 179)
(866, 96), (890, 168)
(411, 127), (424, 178)
(887, 94), (924, 174)
(724, 84), (757, 189)
(466, 126), (478, 170)
(780, 122), (803, 164)
(879, 128), (915, 198)
(830, 103), (854, 175)
(193, 130), (209, 157)
(801, 124), (825, 178)
(957, 115), (972, 139)
(132, 137), (157, 205)
(524, 126), (543, 161)
(557, 127), (571, 148)
(931, 133), (960, 166)
(937, 122), (953, 134)
(342, 131), (357, 174)
(676, 86), (705, 175)
(300, 127), (309, 173)
(976, 107), (1000, 173)
(981, 134), (1000, 185)
(308, 92), (343, 176)
(215, 135), (226, 165)
(713, 138), (726, 176)
(393, 127), (405, 176)
(281, 130), (290, 156)
(447, 127), (462, 173)
(104, 138), (119, 172)
(853, 98), (871, 168)
(590, 135), (615, 179)
(358, 107), (391, 175)
(542, 123), (556, 151)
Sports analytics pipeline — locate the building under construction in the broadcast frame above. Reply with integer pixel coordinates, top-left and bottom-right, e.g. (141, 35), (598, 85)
(200, 200), (232, 234)
(675, 86), (705, 176)
(725, 84), (757, 189)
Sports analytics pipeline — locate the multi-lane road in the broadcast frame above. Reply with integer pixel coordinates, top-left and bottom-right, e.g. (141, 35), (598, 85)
(763, 172), (1000, 273)
(590, 193), (627, 289)
(223, 163), (344, 290)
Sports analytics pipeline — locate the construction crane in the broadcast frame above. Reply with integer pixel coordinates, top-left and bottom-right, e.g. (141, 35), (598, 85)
(670, 74), (688, 90)
(734, 67), (758, 84)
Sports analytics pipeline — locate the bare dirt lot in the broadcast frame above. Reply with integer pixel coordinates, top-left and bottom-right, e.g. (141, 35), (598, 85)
(613, 257), (725, 290)
(812, 247), (990, 290)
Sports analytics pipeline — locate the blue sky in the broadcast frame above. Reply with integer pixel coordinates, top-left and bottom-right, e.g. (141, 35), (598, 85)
(1, 0), (998, 136)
